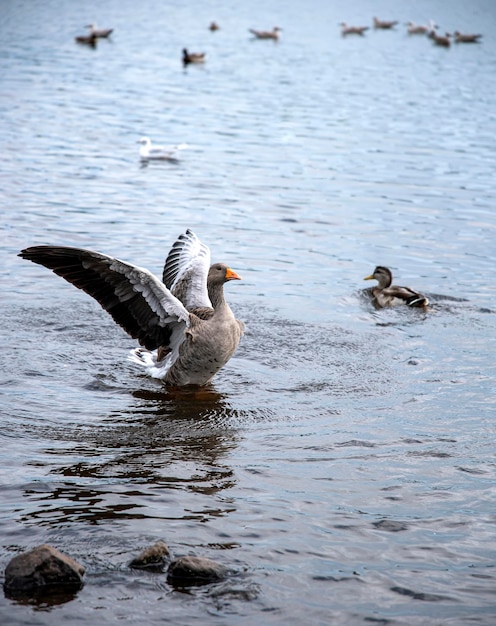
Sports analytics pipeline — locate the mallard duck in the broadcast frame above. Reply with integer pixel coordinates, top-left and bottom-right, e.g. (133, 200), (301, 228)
(137, 137), (188, 162)
(340, 23), (369, 36)
(454, 31), (482, 43)
(18, 230), (245, 387)
(249, 27), (282, 40)
(363, 266), (429, 309)
(209, 21), (220, 32)
(182, 48), (206, 65)
(373, 17), (398, 29)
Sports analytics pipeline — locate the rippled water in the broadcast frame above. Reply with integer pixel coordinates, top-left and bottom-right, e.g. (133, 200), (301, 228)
(1, 0), (496, 623)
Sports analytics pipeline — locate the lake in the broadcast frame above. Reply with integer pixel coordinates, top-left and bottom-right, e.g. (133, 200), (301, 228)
(1, 0), (495, 624)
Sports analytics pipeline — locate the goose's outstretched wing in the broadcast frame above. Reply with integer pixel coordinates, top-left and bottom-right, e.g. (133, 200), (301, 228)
(162, 230), (211, 310)
(18, 246), (189, 350)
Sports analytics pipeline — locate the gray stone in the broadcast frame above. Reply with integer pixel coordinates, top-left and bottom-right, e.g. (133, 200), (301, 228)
(167, 555), (227, 586)
(129, 541), (170, 570)
(4, 544), (85, 594)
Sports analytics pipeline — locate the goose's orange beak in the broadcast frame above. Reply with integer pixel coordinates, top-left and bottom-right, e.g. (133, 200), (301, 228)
(225, 267), (242, 281)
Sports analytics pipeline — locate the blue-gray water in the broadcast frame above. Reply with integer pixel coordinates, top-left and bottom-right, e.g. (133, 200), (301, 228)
(1, 0), (495, 624)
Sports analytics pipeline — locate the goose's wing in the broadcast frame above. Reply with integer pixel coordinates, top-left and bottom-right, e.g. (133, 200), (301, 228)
(18, 246), (190, 350)
(162, 230), (211, 310)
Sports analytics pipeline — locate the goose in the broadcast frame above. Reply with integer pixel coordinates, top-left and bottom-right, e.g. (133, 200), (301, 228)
(137, 137), (188, 162)
(18, 230), (245, 387)
(86, 23), (113, 38)
(340, 23), (369, 36)
(373, 17), (398, 29)
(182, 48), (206, 65)
(249, 27), (282, 40)
(454, 31), (482, 43)
(363, 266), (429, 309)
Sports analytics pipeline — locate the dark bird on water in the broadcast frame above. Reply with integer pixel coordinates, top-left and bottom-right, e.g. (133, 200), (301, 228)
(363, 266), (429, 309)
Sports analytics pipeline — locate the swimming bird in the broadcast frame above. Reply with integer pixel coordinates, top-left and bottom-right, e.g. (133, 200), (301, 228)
(75, 32), (97, 47)
(182, 48), (206, 65)
(209, 21), (219, 31)
(340, 23), (369, 36)
(373, 17), (398, 29)
(454, 31), (482, 43)
(249, 27), (282, 40)
(363, 266), (429, 309)
(425, 20), (439, 39)
(432, 32), (451, 47)
(137, 137), (187, 162)
(406, 21), (430, 35)
(86, 23), (113, 38)
(18, 230), (245, 387)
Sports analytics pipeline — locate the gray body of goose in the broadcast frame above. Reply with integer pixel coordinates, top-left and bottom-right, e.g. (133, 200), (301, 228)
(340, 23), (369, 36)
(18, 230), (244, 387)
(364, 266), (429, 309)
(454, 31), (482, 43)
(249, 27), (281, 40)
(373, 17), (398, 29)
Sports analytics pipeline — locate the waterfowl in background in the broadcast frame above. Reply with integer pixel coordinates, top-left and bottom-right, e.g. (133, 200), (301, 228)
(18, 230), (244, 387)
(182, 48), (206, 65)
(209, 21), (219, 31)
(86, 23), (113, 38)
(454, 31), (482, 43)
(340, 23), (369, 36)
(426, 20), (439, 39)
(432, 32), (451, 47)
(363, 266), (429, 309)
(249, 27), (282, 40)
(373, 17), (398, 29)
(406, 21), (430, 35)
(75, 32), (97, 47)
(137, 137), (188, 162)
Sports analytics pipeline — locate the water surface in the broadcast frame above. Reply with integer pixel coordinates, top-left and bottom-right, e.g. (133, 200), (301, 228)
(1, 0), (495, 624)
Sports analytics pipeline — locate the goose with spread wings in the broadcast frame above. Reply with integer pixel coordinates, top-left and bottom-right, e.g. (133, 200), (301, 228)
(19, 230), (245, 387)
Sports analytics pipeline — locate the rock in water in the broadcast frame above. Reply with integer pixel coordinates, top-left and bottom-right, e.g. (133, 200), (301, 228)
(129, 541), (170, 570)
(4, 544), (85, 594)
(167, 555), (227, 586)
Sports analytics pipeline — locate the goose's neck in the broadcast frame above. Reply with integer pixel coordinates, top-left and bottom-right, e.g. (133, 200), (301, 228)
(208, 284), (226, 310)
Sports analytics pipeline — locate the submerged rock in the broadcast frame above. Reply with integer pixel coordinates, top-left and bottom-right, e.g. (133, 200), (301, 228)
(4, 544), (85, 594)
(129, 541), (170, 570)
(167, 555), (227, 586)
